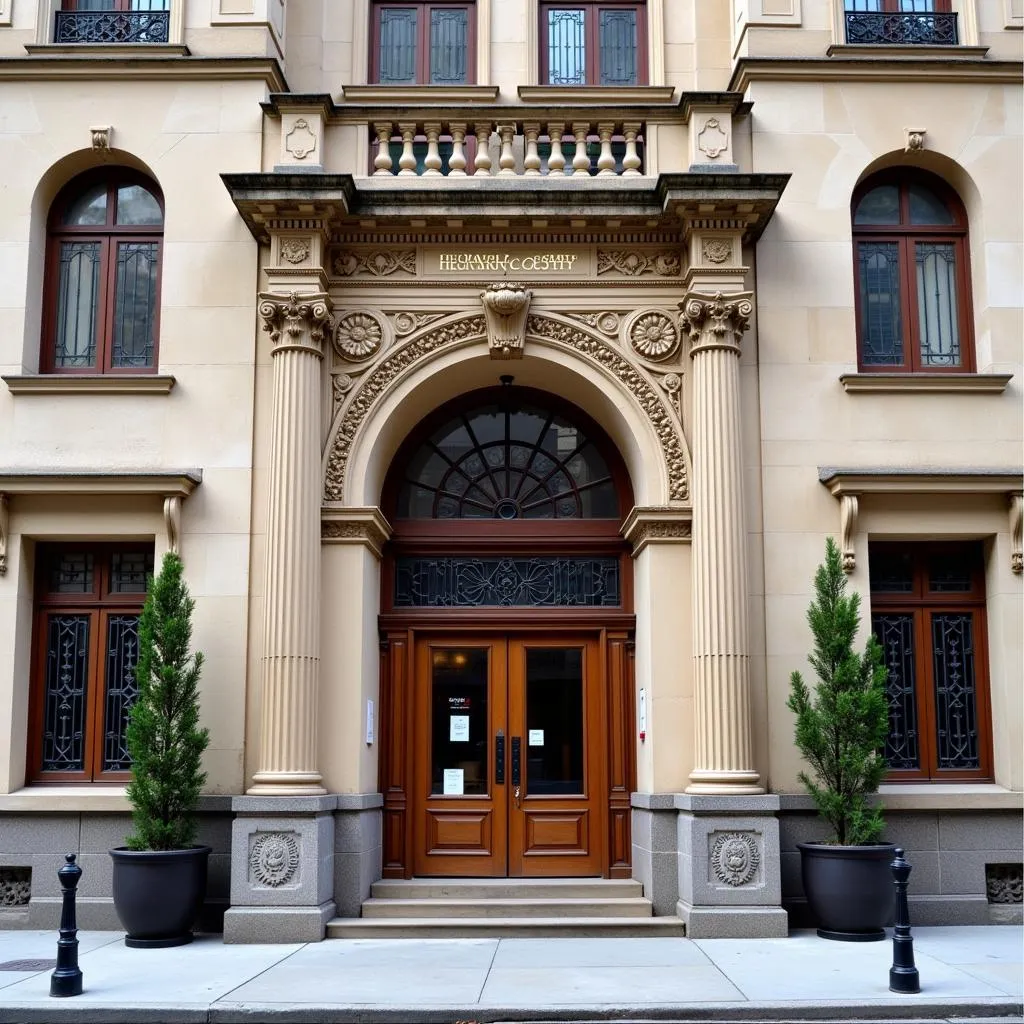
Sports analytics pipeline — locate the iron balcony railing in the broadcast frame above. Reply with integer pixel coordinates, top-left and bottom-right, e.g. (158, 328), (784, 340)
(54, 9), (170, 44)
(844, 10), (958, 46)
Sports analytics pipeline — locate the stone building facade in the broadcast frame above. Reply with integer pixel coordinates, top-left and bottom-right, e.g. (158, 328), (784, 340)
(0, 0), (1020, 940)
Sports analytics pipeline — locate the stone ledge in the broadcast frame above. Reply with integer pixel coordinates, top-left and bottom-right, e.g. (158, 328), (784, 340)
(839, 372), (1013, 394)
(231, 795), (338, 814)
(336, 793), (384, 811)
(3, 374), (177, 395)
(675, 794), (782, 814)
(0, 788), (234, 813)
(630, 793), (677, 811)
(778, 786), (1024, 812)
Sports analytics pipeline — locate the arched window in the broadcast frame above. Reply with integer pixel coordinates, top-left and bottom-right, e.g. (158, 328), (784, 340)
(42, 169), (163, 374)
(852, 170), (972, 373)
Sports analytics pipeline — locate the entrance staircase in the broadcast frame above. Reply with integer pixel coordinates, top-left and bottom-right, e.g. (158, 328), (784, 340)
(326, 878), (686, 937)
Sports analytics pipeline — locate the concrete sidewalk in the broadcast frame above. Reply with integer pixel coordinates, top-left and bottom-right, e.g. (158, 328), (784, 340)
(0, 925), (1020, 1023)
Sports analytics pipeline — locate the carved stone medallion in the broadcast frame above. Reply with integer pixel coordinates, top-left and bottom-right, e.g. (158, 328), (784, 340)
(701, 238), (733, 265)
(249, 831), (300, 888)
(279, 238), (311, 265)
(481, 282), (532, 360)
(627, 311), (680, 361)
(284, 118), (317, 160)
(710, 832), (760, 887)
(697, 117), (729, 160)
(334, 311), (385, 360)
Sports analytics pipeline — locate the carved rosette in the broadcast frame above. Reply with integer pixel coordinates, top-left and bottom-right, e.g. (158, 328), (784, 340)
(701, 238), (733, 265)
(334, 311), (386, 361)
(279, 238), (311, 265)
(249, 832), (300, 888)
(258, 292), (332, 357)
(710, 832), (760, 887)
(481, 282), (532, 360)
(626, 310), (680, 362)
(680, 291), (753, 355)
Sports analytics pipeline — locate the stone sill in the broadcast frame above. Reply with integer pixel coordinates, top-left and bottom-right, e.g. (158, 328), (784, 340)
(25, 44), (190, 57)
(779, 786), (1023, 813)
(3, 374), (176, 395)
(517, 85), (677, 105)
(0, 787), (233, 813)
(839, 372), (1012, 394)
(826, 45), (989, 59)
(340, 84), (499, 105)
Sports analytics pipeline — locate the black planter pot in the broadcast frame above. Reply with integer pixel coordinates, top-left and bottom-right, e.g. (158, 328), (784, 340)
(110, 846), (211, 948)
(798, 841), (896, 941)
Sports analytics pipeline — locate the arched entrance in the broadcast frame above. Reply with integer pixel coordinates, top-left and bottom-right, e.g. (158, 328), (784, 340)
(377, 385), (636, 878)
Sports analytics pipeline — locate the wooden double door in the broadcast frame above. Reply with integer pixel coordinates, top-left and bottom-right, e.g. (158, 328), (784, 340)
(412, 634), (604, 877)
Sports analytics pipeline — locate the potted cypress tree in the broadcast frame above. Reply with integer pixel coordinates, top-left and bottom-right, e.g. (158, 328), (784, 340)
(110, 551), (211, 948)
(787, 537), (895, 941)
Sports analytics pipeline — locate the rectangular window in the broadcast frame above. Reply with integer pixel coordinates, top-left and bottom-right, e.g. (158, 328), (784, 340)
(30, 544), (154, 783)
(540, 2), (645, 86)
(843, 0), (957, 45)
(371, 2), (474, 85)
(869, 542), (992, 782)
(57, 0), (171, 44)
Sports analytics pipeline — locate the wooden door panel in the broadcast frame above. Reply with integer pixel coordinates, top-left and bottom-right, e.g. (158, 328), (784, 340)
(426, 809), (494, 851)
(524, 810), (588, 852)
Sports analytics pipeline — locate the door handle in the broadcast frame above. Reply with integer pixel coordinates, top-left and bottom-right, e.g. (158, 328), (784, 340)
(495, 730), (505, 785)
(510, 735), (521, 807)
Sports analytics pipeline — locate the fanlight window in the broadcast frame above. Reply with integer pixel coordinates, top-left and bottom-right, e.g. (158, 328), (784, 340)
(395, 399), (620, 519)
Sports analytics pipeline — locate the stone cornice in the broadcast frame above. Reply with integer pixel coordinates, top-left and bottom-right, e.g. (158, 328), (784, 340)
(0, 55), (288, 89)
(819, 467), (1023, 495)
(730, 55), (1024, 91)
(3, 374), (176, 395)
(839, 372), (1013, 394)
(0, 469), (201, 495)
(621, 506), (693, 557)
(320, 507), (392, 558)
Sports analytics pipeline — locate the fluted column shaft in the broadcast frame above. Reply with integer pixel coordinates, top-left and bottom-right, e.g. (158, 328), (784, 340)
(681, 291), (762, 795)
(249, 291), (332, 795)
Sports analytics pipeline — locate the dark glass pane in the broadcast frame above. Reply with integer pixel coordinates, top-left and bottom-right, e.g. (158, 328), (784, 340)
(54, 241), (101, 368)
(869, 547), (913, 593)
(430, 7), (468, 84)
(111, 241), (158, 368)
(42, 614), (91, 773)
(525, 647), (584, 795)
(115, 184), (162, 225)
(62, 183), (107, 226)
(395, 556), (621, 607)
(932, 613), (980, 770)
(599, 9), (637, 86)
(857, 241), (904, 365)
(430, 648), (488, 795)
(854, 185), (899, 225)
(908, 182), (955, 225)
(48, 551), (95, 594)
(379, 7), (418, 84)
(872, 613), (920, 770)
(916, 242), (961, 367)
(928, 547), (976, 593)
(103, 614), (140, 772)
(547, 8), (586, 85)
(110, 550), (153, 593)
(845, 0), (882, 9)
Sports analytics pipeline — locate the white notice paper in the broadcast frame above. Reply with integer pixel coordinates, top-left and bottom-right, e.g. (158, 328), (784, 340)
(450, 715), (470, 742)
(442, 768), (464, 795)
(528, 729), (545, 746)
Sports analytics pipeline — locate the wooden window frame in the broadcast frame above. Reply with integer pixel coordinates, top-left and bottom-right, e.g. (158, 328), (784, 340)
(539, 1), (647, 87)
(27, 543), (153, 784)
(41, 168), (164, 376)
(870, 542), (993, 783)
(844, 1), (951, 11)
(852, 170), (974, 373)
(60, 1), (170, 10)
(370, 1), (477, 85)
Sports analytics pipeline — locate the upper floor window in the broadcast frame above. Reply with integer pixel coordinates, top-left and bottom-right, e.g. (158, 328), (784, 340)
(371, 2), (475, 85)
(56, 1), (171, 45)
(43, 169), (163, 374)
(852, 170), (972, 372)
(844, 0), (958, 46)
(540, 2), (647, 86)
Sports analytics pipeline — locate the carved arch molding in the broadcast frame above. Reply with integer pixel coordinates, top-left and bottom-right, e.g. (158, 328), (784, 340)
(323, 312), (690, 504)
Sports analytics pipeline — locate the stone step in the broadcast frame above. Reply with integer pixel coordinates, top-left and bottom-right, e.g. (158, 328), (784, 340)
(370, 878), (644, 900)
(326, 916), (686, 939)
(360, 896), (653, 919)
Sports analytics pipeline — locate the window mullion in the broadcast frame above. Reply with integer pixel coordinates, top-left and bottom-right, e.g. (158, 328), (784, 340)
(587, 6), (599, 85)
(419, 2), (430, 83)
(898, 236), (919, 372)
(98, 236), (117, 373)
(915, 608), (939, 779)
(85, 608), (104, 781)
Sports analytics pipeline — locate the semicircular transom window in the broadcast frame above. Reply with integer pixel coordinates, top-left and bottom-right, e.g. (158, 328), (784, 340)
(396, 400), (620, 519)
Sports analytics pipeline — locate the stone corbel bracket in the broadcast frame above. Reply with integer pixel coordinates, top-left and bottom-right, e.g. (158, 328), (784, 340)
(622, 505), (693, 558)
(164, 495), (182, 556)
(1011, 492), (1023, 574)
(320, 507), (392, 559)
(0, 493), (7, 575)
(481, 282), (532, 360)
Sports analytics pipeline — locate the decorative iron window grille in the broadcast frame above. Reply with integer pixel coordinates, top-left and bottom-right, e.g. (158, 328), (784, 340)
(844, 11), (958, 45)
(395, 556), (621, 607)
(54, 9), (170, 44)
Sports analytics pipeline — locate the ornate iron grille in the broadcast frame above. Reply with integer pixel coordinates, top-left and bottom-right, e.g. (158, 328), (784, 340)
(873, 614), (920, 770)
(102, 614), (141, 771)
(844, 11), (958, 45)
(42, 615), (91, 772)
(395, 556), (620, 607)
(54, 10), (170, 44)
(931, 612), (980, 769)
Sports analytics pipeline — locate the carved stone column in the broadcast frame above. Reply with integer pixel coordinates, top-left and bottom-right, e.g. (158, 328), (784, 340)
(681, 291), (762, 796)
(249, 291), (332, 795)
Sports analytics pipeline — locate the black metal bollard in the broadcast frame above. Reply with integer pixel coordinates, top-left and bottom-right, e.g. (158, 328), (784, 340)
(50, 853), (83, 998)
(889, 846), (920, 993)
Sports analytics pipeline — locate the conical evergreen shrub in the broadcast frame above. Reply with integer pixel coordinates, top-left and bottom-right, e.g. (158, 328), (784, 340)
(787, 537), (889, 845)
(125, 552), (209, 851)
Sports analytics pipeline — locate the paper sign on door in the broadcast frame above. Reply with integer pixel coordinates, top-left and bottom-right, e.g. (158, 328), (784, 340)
(449, 715), (470, 742)
(528, 729), (544, 746)
(442, 768), (464, 795)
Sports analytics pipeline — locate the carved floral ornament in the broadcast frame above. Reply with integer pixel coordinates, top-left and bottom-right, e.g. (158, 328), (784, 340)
(710, 832), (760, 887)
(701, 238), (733, 265)
(258, 292), (332, 352)
(680, 292), (753, 351)
(480, 282), (533, 360)
(249, 831), (300, 888)
(334, 311), (385, 361)
(333, 250), (417, 278)
(597, 250), (682, 277)
(323, 313), (689, 504)
(627, 310), (680, 362)
(279, 238), (311, 265)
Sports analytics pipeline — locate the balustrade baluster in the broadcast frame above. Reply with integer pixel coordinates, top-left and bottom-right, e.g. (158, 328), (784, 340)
(372, 123), (394, 175)
(423, 123), (443, 176)
(597, 122), (616, 176)
(397, 123), (418, 176)
(497, 124), (516, 176)
(572, 123), (591, 176)
(474, 123), (493, 176)
(524, 123), (541, 176)
(448, 122), (468, 176)
(547, 123), (566, 176)
(622, 123), (642, 175)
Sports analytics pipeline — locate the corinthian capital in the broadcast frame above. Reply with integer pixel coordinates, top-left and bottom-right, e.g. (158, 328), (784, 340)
(680, 291), (753, 355)
(258, 291), (333, 356)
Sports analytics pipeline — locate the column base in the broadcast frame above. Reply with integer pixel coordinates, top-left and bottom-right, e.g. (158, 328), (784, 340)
(677, 902), (789, 938)
(223, 902), (336, 944)
(248, 770), (325, 796)
(686, 768), (763, 795)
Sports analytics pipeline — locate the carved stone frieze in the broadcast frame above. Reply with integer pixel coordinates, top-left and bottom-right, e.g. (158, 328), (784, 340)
(321, 507), (392, 558)
(258, 292), (332, 355)
(334, 311), (386, 361)
(331, 373), (355, 417)
(0, 868), (30, 907)
(333, 249), (417, 278)
(566, 311), (620, 337)
(710, 832), (760, 887)
(249, 832), (300, 888)
(680, 291), (753, 354)
(986, 865), (1023, 904)
(626, 310), (680, 362)
(391, 311), (446, 336)
(597, 250), (682, 277)
(481, 282), (532, 359)
(621, 506), (692, 557)
(657, 372), (683, 420)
